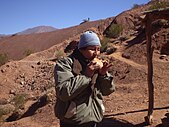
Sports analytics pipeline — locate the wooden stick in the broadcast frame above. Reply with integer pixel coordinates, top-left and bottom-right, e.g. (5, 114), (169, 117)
(144, 14), (154, 125)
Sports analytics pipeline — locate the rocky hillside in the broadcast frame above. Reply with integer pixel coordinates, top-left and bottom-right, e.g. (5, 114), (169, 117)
(0, 1), (169, 127)
(17, 26), (58, 35)
(0, 18), (113, 60)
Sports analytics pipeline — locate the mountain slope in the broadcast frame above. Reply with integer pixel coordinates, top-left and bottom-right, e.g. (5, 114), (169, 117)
(0, 18), (113, 60)
(17, 26), (58, 35)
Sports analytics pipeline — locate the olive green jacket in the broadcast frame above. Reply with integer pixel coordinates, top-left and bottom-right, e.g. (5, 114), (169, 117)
(54, 49), (115, 124)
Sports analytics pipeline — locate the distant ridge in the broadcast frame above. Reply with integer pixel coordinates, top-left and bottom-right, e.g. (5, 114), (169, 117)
(17, 26), (58, 35)
(0, 34), (8, 37)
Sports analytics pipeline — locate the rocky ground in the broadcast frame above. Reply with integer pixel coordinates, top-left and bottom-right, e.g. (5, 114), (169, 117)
(0, 38), (169, 127)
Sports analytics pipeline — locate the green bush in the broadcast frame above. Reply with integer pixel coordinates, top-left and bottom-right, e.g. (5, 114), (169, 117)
(12, 94), (27, 110)
(105, 24), (123, 38)
(0, 108), (4, 119)
(0, 53), (8, 66)
(100, 37), (110, 53)
(55, 49), (65, 59)
(0, 106), (14, 121)
(152, 19), (168, 27)
(148, 1), (169, 10)
(24, 49), (33, 56)
(132, 4), (143, 9)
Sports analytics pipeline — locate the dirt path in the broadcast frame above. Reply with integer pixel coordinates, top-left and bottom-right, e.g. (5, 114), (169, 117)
(110, 50), (168, 79)
(110, 51), (147, 72)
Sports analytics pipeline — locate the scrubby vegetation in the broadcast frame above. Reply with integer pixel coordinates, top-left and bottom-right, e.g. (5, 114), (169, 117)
(132, 3), (144, 9)
(24, 49), (33, 56)
(55, 49), (65, 59)
(148, 1), (169, 10)
(100, 37), (110, 53)
(12, 94), (28, 110)
(0, 53), (8, 66)
(105, 24), (123, 38)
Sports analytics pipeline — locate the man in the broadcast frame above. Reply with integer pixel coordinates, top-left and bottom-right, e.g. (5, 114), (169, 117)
(54, 31), (115, 127)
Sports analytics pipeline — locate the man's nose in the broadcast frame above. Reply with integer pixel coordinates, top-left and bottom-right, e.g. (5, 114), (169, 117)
(94, 50), (100, 55)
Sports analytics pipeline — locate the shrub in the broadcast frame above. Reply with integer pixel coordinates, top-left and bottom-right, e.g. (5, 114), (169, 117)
(12, 94), (28, 110)
(24, 49), (33, 56)
(105, 24), (123, 38)
(152, 19), (168, 27)
(55, 49), (65, 59)
(0, 53), (8, 66)
(148, 1), (169, 10)
(100, 37), (110, 53)
(0, 108), (4, 119)
(132, 4), (144, 9)
(0, 105), (14, 121)
(80, 18), (90, 25)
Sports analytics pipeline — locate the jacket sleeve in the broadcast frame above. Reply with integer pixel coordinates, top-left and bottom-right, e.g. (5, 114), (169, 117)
(54, 57), (91, 102)
(97, 72), (115, 96)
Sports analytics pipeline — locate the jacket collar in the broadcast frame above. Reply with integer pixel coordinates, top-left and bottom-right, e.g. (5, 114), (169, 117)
(72, 48), (90, 64)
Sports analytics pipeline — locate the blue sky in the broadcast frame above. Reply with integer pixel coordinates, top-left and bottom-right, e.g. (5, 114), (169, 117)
(0, 0), (150, 35)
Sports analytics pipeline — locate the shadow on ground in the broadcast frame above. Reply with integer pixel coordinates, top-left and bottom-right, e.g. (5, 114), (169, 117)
(103, 105), (169, 127)
(98, 117), (134, 127)
(6, 95), (48, 122)
(100, 117), (164, 127)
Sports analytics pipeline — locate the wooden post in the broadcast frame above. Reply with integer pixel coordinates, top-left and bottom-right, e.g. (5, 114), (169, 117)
(144, 15), (154, 124)
(142, 8), (169, 125)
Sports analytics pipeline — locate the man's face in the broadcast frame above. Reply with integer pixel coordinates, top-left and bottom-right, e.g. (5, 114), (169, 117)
(80, 46), (100, 60)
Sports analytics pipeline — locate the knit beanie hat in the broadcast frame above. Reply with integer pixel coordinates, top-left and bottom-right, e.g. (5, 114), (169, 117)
(78, 31), (101, 49)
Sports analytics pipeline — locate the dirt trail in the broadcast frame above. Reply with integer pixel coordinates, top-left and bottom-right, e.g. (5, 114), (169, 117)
(111, 51), (147, 72)
(110, 50), (168, 79)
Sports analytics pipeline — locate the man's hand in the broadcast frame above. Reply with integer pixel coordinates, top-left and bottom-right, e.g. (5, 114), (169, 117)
(84, 62), (97, 77)
(98, 61), (112, 76)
